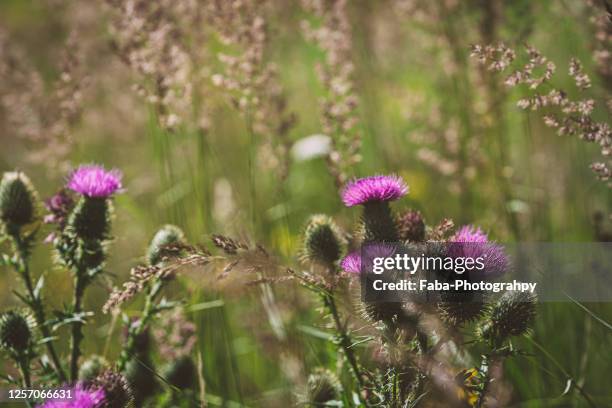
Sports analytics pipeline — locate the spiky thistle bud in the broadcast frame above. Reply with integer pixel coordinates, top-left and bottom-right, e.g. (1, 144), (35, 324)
(162, 355), (197, 391)
(147, 224), (185, 266)
(302, 215), (345, 267)
(0, 310), (35, 355)
(0, 172), (38, 233)
(92, 370), (135, 408)
(304, 368), (342, 406)
(438, 300), (487, 327)
(67, 197), (111, 241)
(125, 357), (158, 404)
(479, 291), (537, 346)
(397, 210), (425, 242)
(78, 355), (110, 383)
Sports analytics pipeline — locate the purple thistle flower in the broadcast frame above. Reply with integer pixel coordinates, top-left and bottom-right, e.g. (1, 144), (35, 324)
(67, 165), (123, 198)
(450, 225), (508, 278)
(452, 225), (488, 243)
(340, 251), (361, 274)
(341, 175), (408, 207)
(37, 384), (105, 408)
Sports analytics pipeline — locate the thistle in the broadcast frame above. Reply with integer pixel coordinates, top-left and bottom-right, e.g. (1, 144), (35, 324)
(340, 251), (361, 274)
(0, 310), (36, 387)
(450, 225), (508, 279)
(91, 370), (134, 408)
(397, 209), (425, 242)
(302, 214), (344, 268)
(341, 175), (408, 242)
(0, 310), (35, 356)
(304, 368), (342, 407)
(62, 165), (123, 382)
(65, 165), (122, 241)
(147, 224), (185, 266)
(36, 383), (105, 408)
(438, 299), (488, 326)
(0, 172), (38, 234)
(479, 291), (537, 346)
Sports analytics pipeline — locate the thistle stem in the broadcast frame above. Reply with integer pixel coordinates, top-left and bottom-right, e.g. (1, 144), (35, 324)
(322, 292), (365, 391)
(117, 280), (162, 371)
(12, 234), (66, 382)
(70, 273), (85, 382)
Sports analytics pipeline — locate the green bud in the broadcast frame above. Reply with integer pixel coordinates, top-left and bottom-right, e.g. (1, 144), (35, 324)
(363, 201), (398, 243)
(0, 310), (35, 354)
(162, 355), (196, 391)
(0, 172), (38, 231)
(480, 291), (537, 345)
(68, 196), (111, 241)
(78, 355), (109, 382)
(438, 300), (487, 326)
(147, 224), (185, 265)
(305, 368), (342, 406)
(302, 215), (344, 267)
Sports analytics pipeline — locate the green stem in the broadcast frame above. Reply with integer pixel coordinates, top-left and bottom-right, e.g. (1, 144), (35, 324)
(70, 273), (85, 382)
(117, 280), (162, 371)
(17, 356), (34, 408)
(323, 293), (366, 391)
(12, 234), (66, 382)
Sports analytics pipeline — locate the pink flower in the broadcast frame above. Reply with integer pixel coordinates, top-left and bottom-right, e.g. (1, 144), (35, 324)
(341, 175), (408, 207)
(450, 225), (508, 278)
(37, 384), (105, 408)
(67, 165), (123, 198)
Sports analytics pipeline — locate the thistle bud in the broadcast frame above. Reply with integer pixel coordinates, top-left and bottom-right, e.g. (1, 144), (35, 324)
(479, 291), (537, 345)
(305, 368), (342, 406)
(78, 355), (110, 382)
(92, 370), (135, 408)
(0, 172), (38, 232)
(0, 310), (35, 355)
(397, 210), (425, 242)
(147, 224), (185, 266)
(162, 355), (197, 391)
(438, 300), (487, 326)
(125, 356), (158, 404)
(67, 197), (111, 241)
(302, 215), (344, 267)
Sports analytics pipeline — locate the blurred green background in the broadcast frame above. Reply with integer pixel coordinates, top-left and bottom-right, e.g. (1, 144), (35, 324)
(1, 0), (611, 406)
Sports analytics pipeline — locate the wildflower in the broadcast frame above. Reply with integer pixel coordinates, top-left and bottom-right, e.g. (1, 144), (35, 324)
(90, 370), (134, 408)
(65, 165), (122, 241)
(340, 251), (361, 274)
(67, 165), (122, 199)
(397, 209), (426, 242)
(342, 175), (408, 243)
(479, 291), (537, 346)
(302, 215), (345, 268)
(450, 225), (508, 278)
(0, 172), (38, 232)
(304, 368), (342, 406)
(37, 383), (105, 408)
(147, 224), (186, 266)
(0, 310), (35, 355)
(341, 175), (408, 207)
